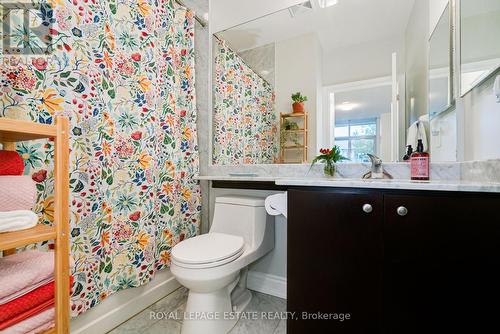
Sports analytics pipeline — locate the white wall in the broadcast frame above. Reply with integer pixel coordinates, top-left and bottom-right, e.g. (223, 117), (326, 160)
(430, 109), (457, 161)
(323, 36), (405, 86)
(463, 70), (500, 160)
(429, 0), (450, 34)
(275, 33), (323, 160)
(428, 0), (500, 162)
(379, 112), (392, 161)
(210, 0), (303, 33)
(427, 0), (457, 162)
(405, 0), (429, 125)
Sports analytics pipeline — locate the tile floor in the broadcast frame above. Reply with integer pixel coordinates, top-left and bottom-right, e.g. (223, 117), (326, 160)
(108, 288), (286, 334)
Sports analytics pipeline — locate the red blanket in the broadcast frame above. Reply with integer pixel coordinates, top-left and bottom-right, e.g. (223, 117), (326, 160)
(0, 276), (74, 330)
(0, 299), (54, 331)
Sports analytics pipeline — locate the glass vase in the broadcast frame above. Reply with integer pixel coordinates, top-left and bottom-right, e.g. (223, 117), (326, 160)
(324, 161), (335, 177)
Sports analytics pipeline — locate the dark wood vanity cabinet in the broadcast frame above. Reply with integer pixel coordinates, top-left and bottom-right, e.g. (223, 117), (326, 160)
(287, 189), (384, 333)
(287, 188), (500, 334)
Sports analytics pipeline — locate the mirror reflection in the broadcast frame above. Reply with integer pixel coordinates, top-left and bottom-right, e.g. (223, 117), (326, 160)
(460, 0), (500, 95)
(429, 4), (453, 118)
(211, 0), (444, 165)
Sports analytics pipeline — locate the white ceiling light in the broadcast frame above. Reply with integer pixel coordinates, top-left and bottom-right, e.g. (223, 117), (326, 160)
(337, 102), (358, 111)
(318, 0), (338, 8)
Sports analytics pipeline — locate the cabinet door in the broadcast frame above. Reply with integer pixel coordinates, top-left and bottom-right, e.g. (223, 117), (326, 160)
(384, 193), (500, 333)
(287, 189), (383, 334)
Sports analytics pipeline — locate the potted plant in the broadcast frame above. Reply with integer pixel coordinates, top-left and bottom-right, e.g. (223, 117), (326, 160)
(291, 92), (308, 114)
(310, 146), (349, 177)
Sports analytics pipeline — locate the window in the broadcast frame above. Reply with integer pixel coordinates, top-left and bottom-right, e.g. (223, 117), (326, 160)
(334, 119), (377, 163)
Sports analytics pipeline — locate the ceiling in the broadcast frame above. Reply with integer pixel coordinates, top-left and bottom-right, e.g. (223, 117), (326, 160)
(217, 0), (415, 54)
(334, 84), (392, 123)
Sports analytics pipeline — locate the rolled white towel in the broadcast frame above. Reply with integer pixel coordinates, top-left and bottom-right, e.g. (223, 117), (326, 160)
(265, 192), (288, 218)
(0, 210), (39, 233)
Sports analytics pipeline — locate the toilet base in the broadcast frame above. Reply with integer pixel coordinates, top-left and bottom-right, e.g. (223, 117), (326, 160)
(231, 286), (252, 313)
(181, 275), (242, 334)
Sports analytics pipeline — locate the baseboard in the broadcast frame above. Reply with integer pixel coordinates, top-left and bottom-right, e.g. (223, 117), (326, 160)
(247, 271), (287, 299)
(71, 270), (181, 334)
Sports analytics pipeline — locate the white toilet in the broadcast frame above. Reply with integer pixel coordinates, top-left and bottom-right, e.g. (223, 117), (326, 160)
(170, 196), (275, 334)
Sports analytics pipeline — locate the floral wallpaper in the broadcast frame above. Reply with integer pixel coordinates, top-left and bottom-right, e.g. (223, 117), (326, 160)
(213, 39), (278, 165)
(0, 0), (200, 316)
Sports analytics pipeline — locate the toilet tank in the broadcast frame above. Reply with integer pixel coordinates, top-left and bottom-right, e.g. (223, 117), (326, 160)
(210, 196), (268, 249)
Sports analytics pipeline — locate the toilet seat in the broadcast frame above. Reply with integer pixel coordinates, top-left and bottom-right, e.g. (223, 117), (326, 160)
(171, 233), (245, 269)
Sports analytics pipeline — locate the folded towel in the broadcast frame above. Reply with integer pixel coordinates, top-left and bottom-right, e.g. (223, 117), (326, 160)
(0, 176), (37, 211)
(0, 251), (54, 302)
(0, 276), (74, 327)
(0, 150), (24, 176)
(0, 305), (54, 334)
(0, 282), (54, 323)
(0, 210), (38, 233)
(0, 277), (53, 305)
(0, 299), (53, 331)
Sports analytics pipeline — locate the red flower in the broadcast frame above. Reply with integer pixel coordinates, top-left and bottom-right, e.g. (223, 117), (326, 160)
(320, 148), (332, 155)
(180, 110), (186, 117)
(131, 131), (142, 140)
(64, 44), (72, 52)
(131, 53), (141, 62)
(129, 211), (141, 221)
(32, 170), (48, 183)
(32, 58), (48, 71)
(48, 28), (58, 36)
(181, 49), (187, 56)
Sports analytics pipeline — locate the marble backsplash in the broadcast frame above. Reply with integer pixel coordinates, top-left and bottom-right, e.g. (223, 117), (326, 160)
(460, 159), (500, 183)
(206, 161), (464, 181)
(204, 159), (500, 183)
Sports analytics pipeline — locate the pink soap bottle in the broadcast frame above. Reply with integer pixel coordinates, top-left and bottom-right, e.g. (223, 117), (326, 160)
(410, 139), (429, 181)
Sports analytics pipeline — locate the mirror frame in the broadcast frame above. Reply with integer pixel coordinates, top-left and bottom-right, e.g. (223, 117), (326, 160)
(428, 2), (455, 119)
(458, 0), (500, 97)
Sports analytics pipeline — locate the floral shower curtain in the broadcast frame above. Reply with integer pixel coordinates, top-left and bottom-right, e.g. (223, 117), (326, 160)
(0, 0), (200, 316)
(213, 39), (278, 165)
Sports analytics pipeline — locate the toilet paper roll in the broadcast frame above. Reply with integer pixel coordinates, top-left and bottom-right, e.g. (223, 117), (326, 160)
(265, 192), (287, 218)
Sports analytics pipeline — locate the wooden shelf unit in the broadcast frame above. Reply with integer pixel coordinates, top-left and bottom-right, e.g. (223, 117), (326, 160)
(0, 225), (56, 250)
(280, 112), (308, 163)
(0, 116), (70, 334)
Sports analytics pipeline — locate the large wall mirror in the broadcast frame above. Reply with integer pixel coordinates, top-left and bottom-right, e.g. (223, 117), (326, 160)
(429, 3), (454, 118)
(460, 0), (500, 95)
(211, 0), (454, 165)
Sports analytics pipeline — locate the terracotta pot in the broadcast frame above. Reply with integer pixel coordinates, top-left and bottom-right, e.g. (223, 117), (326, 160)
(292, 102), (305, 113)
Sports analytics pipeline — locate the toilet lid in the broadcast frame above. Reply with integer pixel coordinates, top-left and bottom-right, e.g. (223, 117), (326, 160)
(171, 233), (245, 265)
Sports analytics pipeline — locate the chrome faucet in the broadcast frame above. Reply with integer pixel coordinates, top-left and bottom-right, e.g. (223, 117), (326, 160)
(362, 154), (393, 179)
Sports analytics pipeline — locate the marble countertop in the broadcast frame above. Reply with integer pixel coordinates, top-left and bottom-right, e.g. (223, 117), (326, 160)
(196, 175), (277, 182)
(197, 175), (500, 193)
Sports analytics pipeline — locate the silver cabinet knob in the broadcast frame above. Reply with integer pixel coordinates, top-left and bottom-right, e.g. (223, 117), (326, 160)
(362, 204), (373, 213)
(397, 206), (408, 216)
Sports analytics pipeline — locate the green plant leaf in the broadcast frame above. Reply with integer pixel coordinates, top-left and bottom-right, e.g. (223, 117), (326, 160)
(104, 262), (113, 273)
